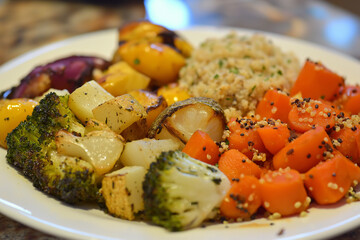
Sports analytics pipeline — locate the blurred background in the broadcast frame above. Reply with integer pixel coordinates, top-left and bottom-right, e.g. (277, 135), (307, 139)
(0, 0), (359, 239)
(0, 0), (359, 66)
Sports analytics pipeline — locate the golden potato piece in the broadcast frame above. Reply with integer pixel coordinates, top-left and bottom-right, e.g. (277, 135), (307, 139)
(92, 94), (147, 134)
(68, 80), (114, 123)
(118, 21), (167, 43)
(101, 166), (147, 220)
(157, 83), (191, 106)
(129, 89), (168, 129)
(116, 41), (186, 85)
(99, 62), (150, 96)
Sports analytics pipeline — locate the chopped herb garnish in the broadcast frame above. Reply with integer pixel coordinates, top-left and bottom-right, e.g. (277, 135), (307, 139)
(249, 85), (256, 96)
(230, 67), (239, 74)
(214, 74), (219, 79)
(218, 59), (224, 68)
(134, 58), (140, 65)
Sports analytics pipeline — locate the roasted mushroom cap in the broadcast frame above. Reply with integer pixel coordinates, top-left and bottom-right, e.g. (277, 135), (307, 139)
(148, 97), (226, 143)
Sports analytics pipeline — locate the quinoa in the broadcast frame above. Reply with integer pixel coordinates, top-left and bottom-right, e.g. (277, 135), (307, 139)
(179, 33), (300, 119)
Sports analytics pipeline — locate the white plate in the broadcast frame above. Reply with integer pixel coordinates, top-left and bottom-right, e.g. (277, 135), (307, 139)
(1, 27), (360, 240)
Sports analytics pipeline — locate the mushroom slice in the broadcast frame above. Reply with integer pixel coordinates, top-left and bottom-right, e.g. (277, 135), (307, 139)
(148, 97), (226, 143)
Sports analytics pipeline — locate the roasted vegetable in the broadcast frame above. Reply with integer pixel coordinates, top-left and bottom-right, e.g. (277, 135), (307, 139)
(68, 80), (114, 123)
(56, 129), (124, 176)
(157, 83), (191, 106)
(97, 62), (151, 96)
(116, 20), (193, 58)
(0, 98), (38, 148)
(92, 94), (147, 134)
(129, 89), (168, 129)
(120, 138), (182, 169)
(6, 92), (99, 203)
(115, 41), (186, 86)
(148, 97), (226, 143)
(101, 166), (147, 220)
(143, 151), (231, 231)
(1, 55), (109, 99)
(112, 21), (193, 86)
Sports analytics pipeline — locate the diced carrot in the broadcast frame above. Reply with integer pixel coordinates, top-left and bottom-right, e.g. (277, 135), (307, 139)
(259, 168), (309, 216)
(338, 151), (360, 183)
(227, 118), (269, 160)
(343, 94), (360, 115)
(182, 130), (220, 165)
(257, 124), (290, 155)
(304, 154), (354, 205)
(335, 85), (360, 115)
(290, 59), (344, 101)
(330, 125), (360, 164)
(341, 85), (360, 115)
(218, 149), (262, 181)
(220, 175), (262, 219)
(255, 89), (292, 123)
(288, 98), (336, 133)
(273, 126), (330, 173)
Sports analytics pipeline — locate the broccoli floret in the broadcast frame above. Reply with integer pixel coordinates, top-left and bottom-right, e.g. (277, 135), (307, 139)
(143, 151), (230, 231)
(6, 92), (98, 203)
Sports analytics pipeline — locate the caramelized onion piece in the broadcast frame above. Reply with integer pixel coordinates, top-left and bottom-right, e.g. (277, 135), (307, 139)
(1, 55), (109, 99)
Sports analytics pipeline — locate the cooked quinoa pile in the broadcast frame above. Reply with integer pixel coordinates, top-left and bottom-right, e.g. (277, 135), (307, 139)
(178, 33), (300, 118)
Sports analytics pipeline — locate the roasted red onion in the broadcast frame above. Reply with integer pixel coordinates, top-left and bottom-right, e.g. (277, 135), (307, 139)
(1, 55), (110, 99)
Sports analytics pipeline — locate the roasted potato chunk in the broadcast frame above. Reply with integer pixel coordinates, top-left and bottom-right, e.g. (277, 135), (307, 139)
(115, 41), (186, 86)
(98, 62), (150, 96)
(92, 94), (147, 134)
(119, 138), (182, 169)
(68, 80), (114, 123)
(101, 166), (147, 220)
(157, 83), (191, 106)
(129, 89), (168, 128)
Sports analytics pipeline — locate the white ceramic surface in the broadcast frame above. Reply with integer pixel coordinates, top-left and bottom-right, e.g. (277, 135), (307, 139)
(0, 27), (360, 240)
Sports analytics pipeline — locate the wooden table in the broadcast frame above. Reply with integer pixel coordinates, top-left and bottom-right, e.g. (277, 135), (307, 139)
(0, 0), (359, 239)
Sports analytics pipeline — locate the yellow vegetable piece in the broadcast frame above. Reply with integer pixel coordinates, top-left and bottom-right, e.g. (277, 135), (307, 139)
(0, 99), (38, 148)
(99, 62), (150, 96)
(157, 83), (191, 106)
(118, 21), (167, 43)
(174, 37), (193, 58)
(117, 42), (186, 86)
(129, 89), (168, 128)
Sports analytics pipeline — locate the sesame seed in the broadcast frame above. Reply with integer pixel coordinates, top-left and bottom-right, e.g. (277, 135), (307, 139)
(286, 149), (294, 155)
(294, 201), (302, 209)
(327, 182), (338, 190)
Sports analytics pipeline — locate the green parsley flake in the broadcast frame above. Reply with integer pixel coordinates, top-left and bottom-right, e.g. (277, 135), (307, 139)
(218, 59), (224, 68)
(249, 85), (257, 96)
(230, 68), (239, 74)
(134, 58), (140, 65)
